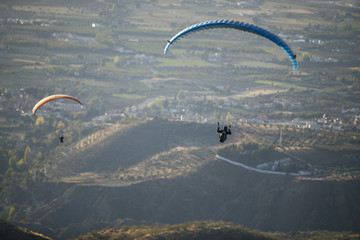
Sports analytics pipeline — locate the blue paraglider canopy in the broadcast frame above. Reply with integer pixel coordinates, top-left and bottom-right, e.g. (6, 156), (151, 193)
(164, 19), (298, 70)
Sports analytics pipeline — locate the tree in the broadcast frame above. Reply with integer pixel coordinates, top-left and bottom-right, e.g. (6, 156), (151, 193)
(35, 116), (45, 126)
(57, 121), (65, 129)
(177, 90), (185, 101)
(16, 158), (26, 170)
(8, 155), (18, 169)
(163, 98), (169, 110)
(23, 146), (31, 164)
(114, 56), (121, 66)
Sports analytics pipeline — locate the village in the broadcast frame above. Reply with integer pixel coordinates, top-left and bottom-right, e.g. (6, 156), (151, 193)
(2, 85), (359, 134)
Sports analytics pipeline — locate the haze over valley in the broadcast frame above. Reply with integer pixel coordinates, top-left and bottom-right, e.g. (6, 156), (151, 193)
(0, 0), (360, 239)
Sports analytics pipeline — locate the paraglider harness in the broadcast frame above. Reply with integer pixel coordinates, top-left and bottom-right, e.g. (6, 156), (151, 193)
(59, 135), (64, 143)
(217, 122), (231, 143)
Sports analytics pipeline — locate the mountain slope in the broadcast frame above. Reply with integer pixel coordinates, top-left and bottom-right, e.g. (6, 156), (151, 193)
(0, 219), (52, 240)
(75, 221), (278, 240)
(10, 119), (359, 239)
(74, 221), (360, 240)
(29, 160), (360, 239)
(48, 119), (231, 184)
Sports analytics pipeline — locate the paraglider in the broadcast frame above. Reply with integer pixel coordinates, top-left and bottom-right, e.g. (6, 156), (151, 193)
(59, 135), (64, 143)
(164, 19), (298, 70)
(32, 94), (83, 115)
(217, 122), (231, 143)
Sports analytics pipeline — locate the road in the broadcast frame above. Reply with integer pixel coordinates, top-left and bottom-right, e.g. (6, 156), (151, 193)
(216, 155), (310, 176)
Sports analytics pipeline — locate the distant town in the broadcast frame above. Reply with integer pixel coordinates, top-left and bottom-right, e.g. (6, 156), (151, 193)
(2, 86), (359, 133)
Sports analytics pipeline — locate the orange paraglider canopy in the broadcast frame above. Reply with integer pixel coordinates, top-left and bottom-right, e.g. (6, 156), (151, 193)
(32, 94), (82, 115)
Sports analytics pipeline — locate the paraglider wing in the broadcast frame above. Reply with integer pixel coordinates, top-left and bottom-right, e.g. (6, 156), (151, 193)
(32, 94), (83, 115)
(164, 19), (298, 70)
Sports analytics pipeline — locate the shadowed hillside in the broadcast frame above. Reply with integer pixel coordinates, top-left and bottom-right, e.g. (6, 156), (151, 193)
(76, 119), (219, 170)
(47, 119), (234, 184)
(28, 160), (360, 239)
(0, 219), (52, 240)
(1, 119), (356, 239)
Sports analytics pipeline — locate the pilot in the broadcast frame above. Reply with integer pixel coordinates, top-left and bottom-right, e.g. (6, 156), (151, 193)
(217, 122), (231, 143)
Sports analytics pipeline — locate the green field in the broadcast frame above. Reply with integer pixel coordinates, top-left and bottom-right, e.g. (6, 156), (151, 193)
(112, 93), (145, 100)
(157, 57), (220, 67)
(255, 80), (316, 90)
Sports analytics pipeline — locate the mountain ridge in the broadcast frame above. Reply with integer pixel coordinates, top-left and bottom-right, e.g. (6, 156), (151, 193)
(27, 161), (360, 239)
(6, 120), (360, 239)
